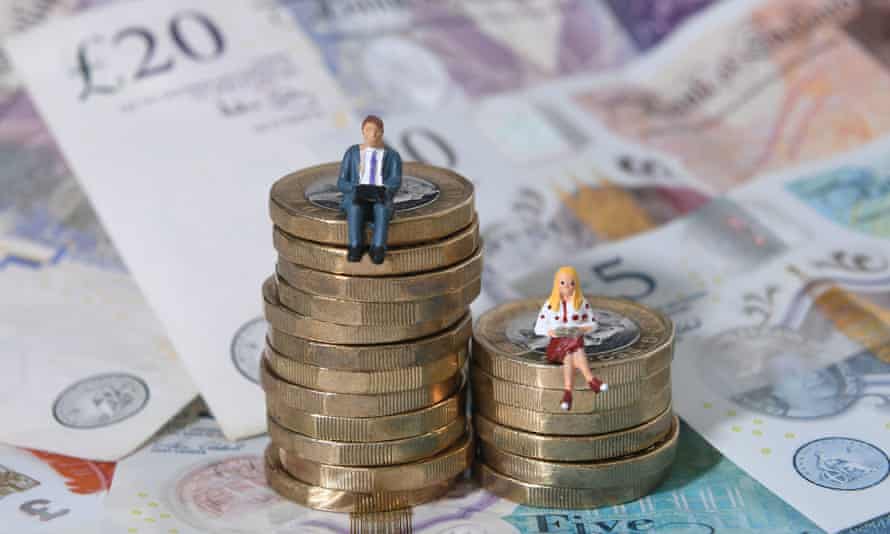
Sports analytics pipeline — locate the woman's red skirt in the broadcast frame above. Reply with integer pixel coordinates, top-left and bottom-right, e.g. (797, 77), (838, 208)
(545, 336), (585, 364)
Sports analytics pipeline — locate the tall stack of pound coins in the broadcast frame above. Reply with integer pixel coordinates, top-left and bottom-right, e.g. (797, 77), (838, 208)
(471, 298), (679, 508)
(262, 162), (478, 513)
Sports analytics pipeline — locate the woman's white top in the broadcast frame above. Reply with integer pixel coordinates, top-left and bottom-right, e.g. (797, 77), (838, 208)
(533, 296), (597, 336)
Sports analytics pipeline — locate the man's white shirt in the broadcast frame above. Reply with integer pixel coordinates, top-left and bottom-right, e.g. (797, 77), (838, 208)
(359, 147), (386, 186)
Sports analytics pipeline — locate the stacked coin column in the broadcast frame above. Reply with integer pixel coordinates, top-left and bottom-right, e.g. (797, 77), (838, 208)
(262, 163), (479, 513)
(470, 298), (679, 508)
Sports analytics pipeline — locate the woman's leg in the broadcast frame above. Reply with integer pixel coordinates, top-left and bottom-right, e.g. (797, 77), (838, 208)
(572, 350), (595, 382)
(562, 354), (574, 390)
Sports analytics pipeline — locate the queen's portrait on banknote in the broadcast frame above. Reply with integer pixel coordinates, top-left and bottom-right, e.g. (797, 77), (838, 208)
(534, 266), (608, 411)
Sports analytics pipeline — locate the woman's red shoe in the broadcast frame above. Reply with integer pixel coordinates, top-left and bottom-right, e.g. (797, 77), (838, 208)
(588, 376), (609, 394)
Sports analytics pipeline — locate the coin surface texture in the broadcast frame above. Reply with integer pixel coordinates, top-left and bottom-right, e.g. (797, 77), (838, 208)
(473, 297), (673, 388)
(270, 162), (474, 245)
(273, 216), (479, 276)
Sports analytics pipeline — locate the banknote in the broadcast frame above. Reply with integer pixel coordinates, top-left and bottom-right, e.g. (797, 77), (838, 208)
(570, 0), (890, 192)
(0, 443), (113, 534)
(670, 241), (890, 533)
(101, 415), (822, 534)
(6, 0), (353, 441)
(0, 0), (197, 460)
(732, 135), (890, 243)
(281, 0), (644, 115)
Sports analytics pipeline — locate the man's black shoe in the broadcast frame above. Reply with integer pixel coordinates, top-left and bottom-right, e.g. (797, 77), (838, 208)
(347, 246), (363, 262)
(369, 246), (386, 265)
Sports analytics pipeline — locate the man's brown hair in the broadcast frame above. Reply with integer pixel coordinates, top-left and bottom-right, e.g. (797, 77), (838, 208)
(362, 114), (384, 131)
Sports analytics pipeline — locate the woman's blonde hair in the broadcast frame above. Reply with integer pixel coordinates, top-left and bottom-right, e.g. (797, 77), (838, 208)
(547, 266), (583, 312)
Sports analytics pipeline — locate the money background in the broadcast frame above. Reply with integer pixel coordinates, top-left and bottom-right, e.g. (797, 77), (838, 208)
(3, 0), (890, 532)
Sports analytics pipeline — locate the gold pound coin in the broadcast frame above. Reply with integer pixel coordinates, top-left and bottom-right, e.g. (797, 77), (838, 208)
(277, 246), (483, 302)
(277, 430), (473, 492)
(470, 364), (670, 413)
(480, 416), (679, 489)
(474, 380), (671, 435)
(474, 403), (673, 461)
(269, 162), (474, 246)
(268, 381), (466, 442)
(273, 216), (479, 276)
(266, 314), (471, 371)
(269, 414), (466, 466)
(261, 359), (459, 417)
(265, 343), (465, 394)
(276, 275), (481, 326)
(263, 277), (466, 344)
(265, 445), (457, 512)
(472, 298), (673, 389)
(473, 420), (676, 509)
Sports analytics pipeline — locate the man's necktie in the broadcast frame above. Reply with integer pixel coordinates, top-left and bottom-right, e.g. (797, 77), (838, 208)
(369, 151), (378, 186)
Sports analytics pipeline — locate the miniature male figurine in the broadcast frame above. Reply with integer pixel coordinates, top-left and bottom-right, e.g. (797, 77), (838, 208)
(534, 266), (608, 411)
(337, 115), (402, 264)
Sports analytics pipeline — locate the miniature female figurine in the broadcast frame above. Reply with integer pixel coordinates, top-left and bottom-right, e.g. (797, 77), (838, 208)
(534, 266), (608, 410)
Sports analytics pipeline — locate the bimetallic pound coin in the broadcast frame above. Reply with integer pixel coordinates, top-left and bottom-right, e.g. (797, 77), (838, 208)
(474, 403), (674, 461)
(265, 445), (458, 512)
(268, 380), (466, 442)
(261, 360), (459, 417)
(269, 162), (474, 246)
(264, 343), (465, 394)
(276, 275), (480, 326)
(479, 417), (679, 489)
(273, 216), (479, 276)
(263, 277), (466, 344)
(277, 430), (473, 492)
(266, 314), (471, 371)
(276, 246), (483, 302)
(473, 418), (678, 508)
(471, 364), (670, 413)
(474, 381), (671, 435)
(472, 298), (673, 389)
(269, 415), (466, 466)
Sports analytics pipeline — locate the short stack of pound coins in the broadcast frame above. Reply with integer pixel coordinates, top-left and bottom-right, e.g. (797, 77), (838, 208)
(471, 298), (679, 508)
(262, 162), (479, 512)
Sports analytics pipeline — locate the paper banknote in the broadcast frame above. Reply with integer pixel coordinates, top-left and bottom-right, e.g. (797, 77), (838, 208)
(100, 416), (821, 534)
(569, 0), (890, 191)
(0, 443), (113, 534)
(281, 0), (715, 115)
(0, 0), (196, 460)
(6, 0), (354, 441)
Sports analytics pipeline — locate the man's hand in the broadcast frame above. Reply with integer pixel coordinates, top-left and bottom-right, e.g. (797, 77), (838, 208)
(547, 329), (555, 337)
